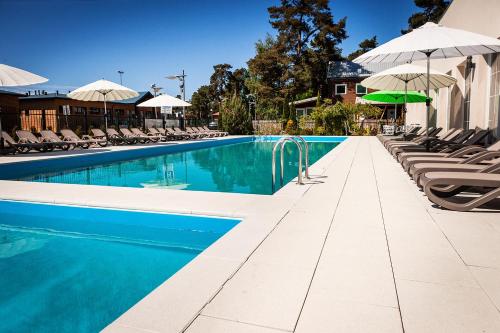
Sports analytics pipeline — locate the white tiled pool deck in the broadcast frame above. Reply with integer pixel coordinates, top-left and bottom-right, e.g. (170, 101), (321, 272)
(1, 136), (499, 332)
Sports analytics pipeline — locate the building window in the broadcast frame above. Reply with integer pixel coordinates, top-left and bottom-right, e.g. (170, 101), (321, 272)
(355, 83), (367, 95)
(489, 53), (500, 137)
(335, 84), (347, 95)
(463, 56), (473, 130)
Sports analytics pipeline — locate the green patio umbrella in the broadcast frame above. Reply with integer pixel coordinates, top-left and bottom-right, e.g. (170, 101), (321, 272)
(362, 90), (431, 123)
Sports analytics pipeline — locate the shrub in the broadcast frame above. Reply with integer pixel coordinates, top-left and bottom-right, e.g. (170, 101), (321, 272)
(220, 94), (254, 135)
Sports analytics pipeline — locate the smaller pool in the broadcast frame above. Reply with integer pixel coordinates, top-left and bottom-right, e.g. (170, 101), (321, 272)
(0, 200), (239, 333)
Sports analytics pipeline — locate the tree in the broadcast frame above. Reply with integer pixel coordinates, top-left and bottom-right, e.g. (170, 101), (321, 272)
(190, 85), (212, 122)
(209, 64), (234, 103)
(267, 0), (347, 98)
(229, 67), (250, 97)
(219, 94), (253, 135)
(347, 36), (378, 61)
(402, 0), (451, 34)
(247, 35), (290, 110)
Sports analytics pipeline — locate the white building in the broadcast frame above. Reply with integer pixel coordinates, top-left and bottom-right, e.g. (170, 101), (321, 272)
(406, 0), (500, 137)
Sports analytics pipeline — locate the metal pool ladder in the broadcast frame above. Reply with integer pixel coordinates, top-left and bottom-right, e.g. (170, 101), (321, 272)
(271, 135), (310, 193)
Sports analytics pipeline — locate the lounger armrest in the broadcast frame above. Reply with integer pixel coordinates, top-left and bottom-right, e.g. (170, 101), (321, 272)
(463, 151), (500, 164)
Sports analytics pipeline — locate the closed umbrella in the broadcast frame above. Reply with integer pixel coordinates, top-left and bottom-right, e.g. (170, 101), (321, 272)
(361, 63), (456, 127)
(354, 22), (500, 136)
(0, 64), (48, 150)
(68, 79), (138, 132)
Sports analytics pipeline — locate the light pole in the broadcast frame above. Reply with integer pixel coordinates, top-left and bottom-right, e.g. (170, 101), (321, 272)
(151, 84), (163, 119)
(117, 70), (124, 85)
(246, 94), (256, 121)
(166, 70), (187, 128)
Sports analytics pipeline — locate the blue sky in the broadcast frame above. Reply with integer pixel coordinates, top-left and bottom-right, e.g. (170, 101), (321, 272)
(0, 0), (418, 98)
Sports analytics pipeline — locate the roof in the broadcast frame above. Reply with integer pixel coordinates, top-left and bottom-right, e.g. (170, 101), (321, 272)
(18, 90), (153, 104)
(114, 91), (153, 104)
(19, 92), (69, 100)
(0, 89), (24, 96)
(327, 61), (400, 79)
(290, 97), (318, 106)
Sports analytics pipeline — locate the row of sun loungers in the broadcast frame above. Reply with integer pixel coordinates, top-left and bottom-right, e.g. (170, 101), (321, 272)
(379, 127), (500, 211)
(1, 126), (228, 154)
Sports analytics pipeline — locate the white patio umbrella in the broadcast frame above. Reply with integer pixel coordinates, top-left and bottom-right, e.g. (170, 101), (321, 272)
(137, 93), (191, 107)
(137, 94), (191, 128)
(360, 63), (457, 127)
(68, 79), (138, 132)
(354, 22), (500, 136)
(0, 64), (48, 150)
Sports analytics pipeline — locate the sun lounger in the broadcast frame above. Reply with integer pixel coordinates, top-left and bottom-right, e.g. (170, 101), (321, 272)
(174, 127), (198, 139)
(165, 127), (188, 140)
(39, 130), (73, 150)
(402, 140), (500, 173)
(185, 127), (206, 138)
(16, 130), (56, 151)
(411, 157), (500, 187)
(104, 128), (136, 144)
(420, 169), (500, 211)
(391, 128), (476, 157)
(147, 128), (169, 141)
(61, 129), (107, 148)
(202, 125), (228, 136)
(130, 128), (160, 143)
(1, 131), (45, 153)
(385, 127), (453, 149)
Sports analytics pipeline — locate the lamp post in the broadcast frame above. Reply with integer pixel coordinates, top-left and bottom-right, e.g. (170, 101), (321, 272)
(166, 70), (187, 129)
(117, 70), (124, 85)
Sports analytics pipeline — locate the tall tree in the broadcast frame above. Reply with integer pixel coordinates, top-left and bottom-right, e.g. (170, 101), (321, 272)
(190, 85), (212, 121)
(347, 36), (378, 61)
(267, 0), (347, 97)
(229, 67), (250, 97)
(402, 0), (451, 34)
(209, 64), (234, 104)
(247, 35), (291, 109)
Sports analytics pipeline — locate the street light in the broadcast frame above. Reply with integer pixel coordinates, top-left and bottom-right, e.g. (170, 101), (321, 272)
(166, 70), (187, 128)
(117, 70), (124, 85)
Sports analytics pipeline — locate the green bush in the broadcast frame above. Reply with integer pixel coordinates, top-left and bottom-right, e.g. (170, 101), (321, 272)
(220, 94), (254, 135)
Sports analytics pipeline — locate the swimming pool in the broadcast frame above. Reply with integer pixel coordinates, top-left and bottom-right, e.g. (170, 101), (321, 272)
(0, 200), (239, 332)
(2, 136), (345, 195)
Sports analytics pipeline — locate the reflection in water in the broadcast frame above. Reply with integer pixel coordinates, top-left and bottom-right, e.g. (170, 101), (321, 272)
(23, 141), (338, 195)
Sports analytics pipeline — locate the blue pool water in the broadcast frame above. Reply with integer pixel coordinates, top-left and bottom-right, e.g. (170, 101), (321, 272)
(15, 137), (344, 195)
(0, 200), (239, 332)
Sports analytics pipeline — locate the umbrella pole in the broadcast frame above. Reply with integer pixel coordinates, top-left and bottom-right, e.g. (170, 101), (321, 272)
(404, 81), (408, 133)
(104, 94), (108, 133)
(0, 107), (4, 152)
(425, 52), (432, 137)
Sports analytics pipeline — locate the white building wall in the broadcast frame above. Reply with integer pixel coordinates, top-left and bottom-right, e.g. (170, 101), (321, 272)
(405, 0), (500, 136)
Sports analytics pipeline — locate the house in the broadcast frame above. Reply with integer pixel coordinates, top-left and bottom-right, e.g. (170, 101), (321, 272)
(326, 61), (405, 120)
(0, 90), (155, 134)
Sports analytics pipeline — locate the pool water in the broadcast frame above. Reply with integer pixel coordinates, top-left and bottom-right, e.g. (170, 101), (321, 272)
(0, 200), (239, 333)
(21, 140), (339, 195)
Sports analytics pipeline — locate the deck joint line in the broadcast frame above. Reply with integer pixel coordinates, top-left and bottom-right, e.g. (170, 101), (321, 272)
(199, 314), (292, 332)
(181, 208), (296, 331)
(370, 140), (406, 333)
(292, 139), (360, 332)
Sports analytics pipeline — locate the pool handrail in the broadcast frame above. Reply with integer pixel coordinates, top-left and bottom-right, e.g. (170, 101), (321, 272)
(272, 136), (304, 193)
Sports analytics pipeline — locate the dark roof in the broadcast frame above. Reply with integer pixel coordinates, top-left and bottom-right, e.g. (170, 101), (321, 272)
(327, 61), (400, 79)
(114, 91), (153, 104)
(18, 90), (153, 104)
(0, 89), (24, 96)
(19, 92), (69, 100)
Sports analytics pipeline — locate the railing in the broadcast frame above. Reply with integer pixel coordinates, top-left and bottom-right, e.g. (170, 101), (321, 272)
(271, 135), (310, 193)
